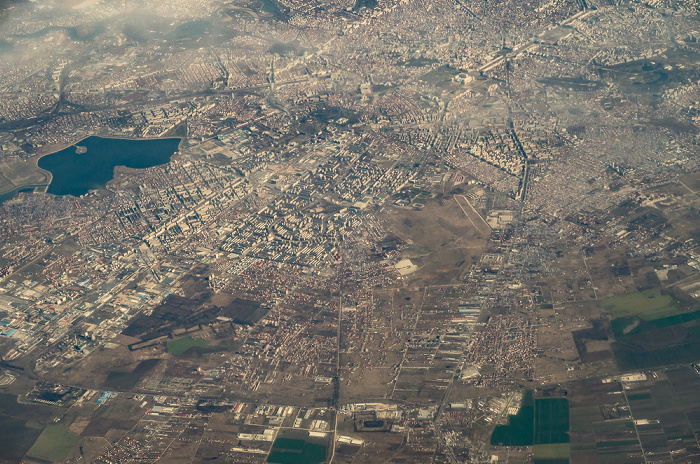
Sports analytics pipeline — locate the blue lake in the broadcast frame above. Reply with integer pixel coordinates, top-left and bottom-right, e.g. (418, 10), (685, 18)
(38, 136), (181, 196)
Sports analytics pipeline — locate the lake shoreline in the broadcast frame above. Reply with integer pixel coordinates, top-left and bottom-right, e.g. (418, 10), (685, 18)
(37, 136), (183, 197)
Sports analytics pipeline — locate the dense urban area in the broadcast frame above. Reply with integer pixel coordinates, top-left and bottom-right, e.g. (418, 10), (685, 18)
(1, 0), (700, 462)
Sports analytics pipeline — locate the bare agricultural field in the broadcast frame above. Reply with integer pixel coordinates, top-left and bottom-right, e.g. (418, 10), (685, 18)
(154, 440), (201, 464)
(562, 365), (700, 464)
(341, 352), (398, 404)
(44, 338), (139, 388)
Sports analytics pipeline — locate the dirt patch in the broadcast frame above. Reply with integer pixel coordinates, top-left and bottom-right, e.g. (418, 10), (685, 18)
(383, 198), (488, 286)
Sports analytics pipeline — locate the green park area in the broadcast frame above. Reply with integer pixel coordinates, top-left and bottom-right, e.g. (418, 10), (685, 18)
(167, 336), (210, 356)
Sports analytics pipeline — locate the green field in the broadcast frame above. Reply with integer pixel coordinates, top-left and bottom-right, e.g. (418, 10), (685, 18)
(167, 336), (210, 356)
(267, 437), (327, 464)
(534, 443), (570, 459)
(610, 316), (647, 338)
(612, 309), (700, 339)
(607, 291), (700, 370)
(596, 439), (641, 448)
(650, 310), (700, 328)
(606, 290), (700, 342)
(603, 289), (676, 320)
(689, 325), (700, 338)
(626, 392), (651, 401)
(597, 450), (644, 463)
(28, 425), (80, 461)
(491, 392), (570, 447)
(571, 419), (633, 433)
(535, 398), (570, 444)
(612, 338), (700, 370)
(491, 391), (535, 446)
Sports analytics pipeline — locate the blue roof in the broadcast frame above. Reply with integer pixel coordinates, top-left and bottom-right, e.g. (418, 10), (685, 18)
(1, 328), (17, 336)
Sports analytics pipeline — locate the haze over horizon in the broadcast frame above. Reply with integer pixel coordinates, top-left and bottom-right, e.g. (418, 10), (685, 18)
(0, 0), (700, 462)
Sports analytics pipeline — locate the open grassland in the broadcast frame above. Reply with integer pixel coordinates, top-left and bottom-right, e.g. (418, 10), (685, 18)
(0, 158), (50, 195)
(533, 443), (570, 459)
(605, 289), (700, 351)
(603, 289), (676, 320)
(27, 425), (80, 461)
(167, 336), (210, 356)
(607, 289), (700, 369)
